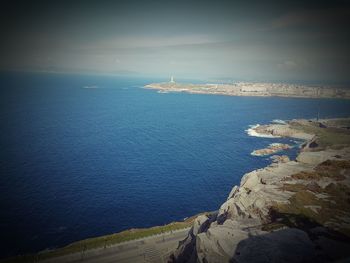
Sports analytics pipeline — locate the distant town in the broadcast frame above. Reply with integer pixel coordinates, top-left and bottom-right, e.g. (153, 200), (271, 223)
(145, 78), (350, 99)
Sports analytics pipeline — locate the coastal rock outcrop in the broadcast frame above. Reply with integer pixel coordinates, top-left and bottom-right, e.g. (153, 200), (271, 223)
(253, 123), (314, 140)
(270, 155), (290, 163)
(251, 143), (291, 156)
(170, 118), (350, 263)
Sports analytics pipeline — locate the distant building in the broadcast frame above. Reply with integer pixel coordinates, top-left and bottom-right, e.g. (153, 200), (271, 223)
(170, 76), (175, 83)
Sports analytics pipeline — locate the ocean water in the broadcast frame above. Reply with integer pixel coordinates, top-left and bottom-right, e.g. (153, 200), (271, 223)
(1, 72), (350, 258)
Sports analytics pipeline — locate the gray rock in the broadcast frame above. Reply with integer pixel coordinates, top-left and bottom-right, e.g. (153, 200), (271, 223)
(232, 228), (316, 263)
(170, 119), (350, 263)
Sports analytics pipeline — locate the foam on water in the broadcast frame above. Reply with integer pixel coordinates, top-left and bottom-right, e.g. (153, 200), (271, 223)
(271, 119), (287, 124)
(245, 124), (281, 138)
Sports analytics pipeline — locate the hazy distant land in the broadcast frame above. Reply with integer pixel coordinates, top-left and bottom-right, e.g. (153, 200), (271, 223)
(145, 82), (350, 99)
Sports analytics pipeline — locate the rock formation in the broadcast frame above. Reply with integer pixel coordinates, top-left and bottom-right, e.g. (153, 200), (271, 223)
(251, 143), (291, 156)
(169, 118), (350, 263)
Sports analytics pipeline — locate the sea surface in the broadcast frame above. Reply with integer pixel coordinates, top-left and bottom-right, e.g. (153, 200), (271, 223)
(1, 72), (350, 258)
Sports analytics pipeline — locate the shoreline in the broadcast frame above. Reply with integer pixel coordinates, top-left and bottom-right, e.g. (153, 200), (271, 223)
(170, 118), (350, 262)
(1, 212), (214, 263)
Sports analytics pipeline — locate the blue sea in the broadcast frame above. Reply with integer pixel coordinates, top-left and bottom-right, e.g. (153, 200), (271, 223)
(1, 72), (350, 258)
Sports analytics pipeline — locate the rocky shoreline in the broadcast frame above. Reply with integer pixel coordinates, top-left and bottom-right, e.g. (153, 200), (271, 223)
(170, 118), (350, 263)
(145, 82), (350, 99)
(251, 143), (291, 156)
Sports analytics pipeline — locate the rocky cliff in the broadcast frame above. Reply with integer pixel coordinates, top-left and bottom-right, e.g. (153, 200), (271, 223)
(169, 118), (350, 263)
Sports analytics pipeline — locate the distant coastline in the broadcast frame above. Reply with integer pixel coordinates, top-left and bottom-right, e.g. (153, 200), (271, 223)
(145, 81), (350, 99)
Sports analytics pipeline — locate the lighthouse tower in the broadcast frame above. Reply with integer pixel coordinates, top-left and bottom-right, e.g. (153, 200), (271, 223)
(170, 76), (175, 83)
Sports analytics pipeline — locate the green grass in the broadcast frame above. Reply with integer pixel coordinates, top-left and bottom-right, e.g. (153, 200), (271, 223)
(289, 121), (350, 149)
(1, 213), (205, 263)
(273, 161), (350, 237)
(283, 160), (349, 182)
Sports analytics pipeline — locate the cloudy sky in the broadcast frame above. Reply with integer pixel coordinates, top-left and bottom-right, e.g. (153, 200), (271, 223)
(1, 0), (349, 83)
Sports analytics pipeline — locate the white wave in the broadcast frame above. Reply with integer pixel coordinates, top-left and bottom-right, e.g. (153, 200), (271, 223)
(246, 124), (280, 138)
(269, 143), (287, 147)
(292, 140), (305, 148)
(250, 151), (261, 156)
(83, 85), (99, 89)
(271, 119), (287, 124)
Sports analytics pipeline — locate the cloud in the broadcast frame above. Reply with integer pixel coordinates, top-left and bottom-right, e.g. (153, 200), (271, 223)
(76, 34), (217, 51)
(1, 1), (349, 83)
(278, 60), (298, 70)
(269, 7), (350, 30)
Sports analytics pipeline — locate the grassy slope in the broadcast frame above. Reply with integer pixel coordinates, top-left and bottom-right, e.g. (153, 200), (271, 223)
(272, 160), (350, 236)
(263, 120), (350, 238)
(2, 213), (209, 263)
(289, 120), (350, 149)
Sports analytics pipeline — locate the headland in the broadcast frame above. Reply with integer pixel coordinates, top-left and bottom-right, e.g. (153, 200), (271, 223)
(145, 82), (350, 99)
(170, 118), (350, 263)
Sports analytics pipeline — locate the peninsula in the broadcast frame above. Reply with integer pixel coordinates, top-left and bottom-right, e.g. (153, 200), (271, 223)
(145, 82), (350, 99)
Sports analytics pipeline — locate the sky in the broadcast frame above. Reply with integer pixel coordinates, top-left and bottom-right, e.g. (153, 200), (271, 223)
(1, 0), (350, 84)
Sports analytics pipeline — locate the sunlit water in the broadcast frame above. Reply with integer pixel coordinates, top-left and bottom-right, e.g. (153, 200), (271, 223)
(1, 72), (350, 257)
